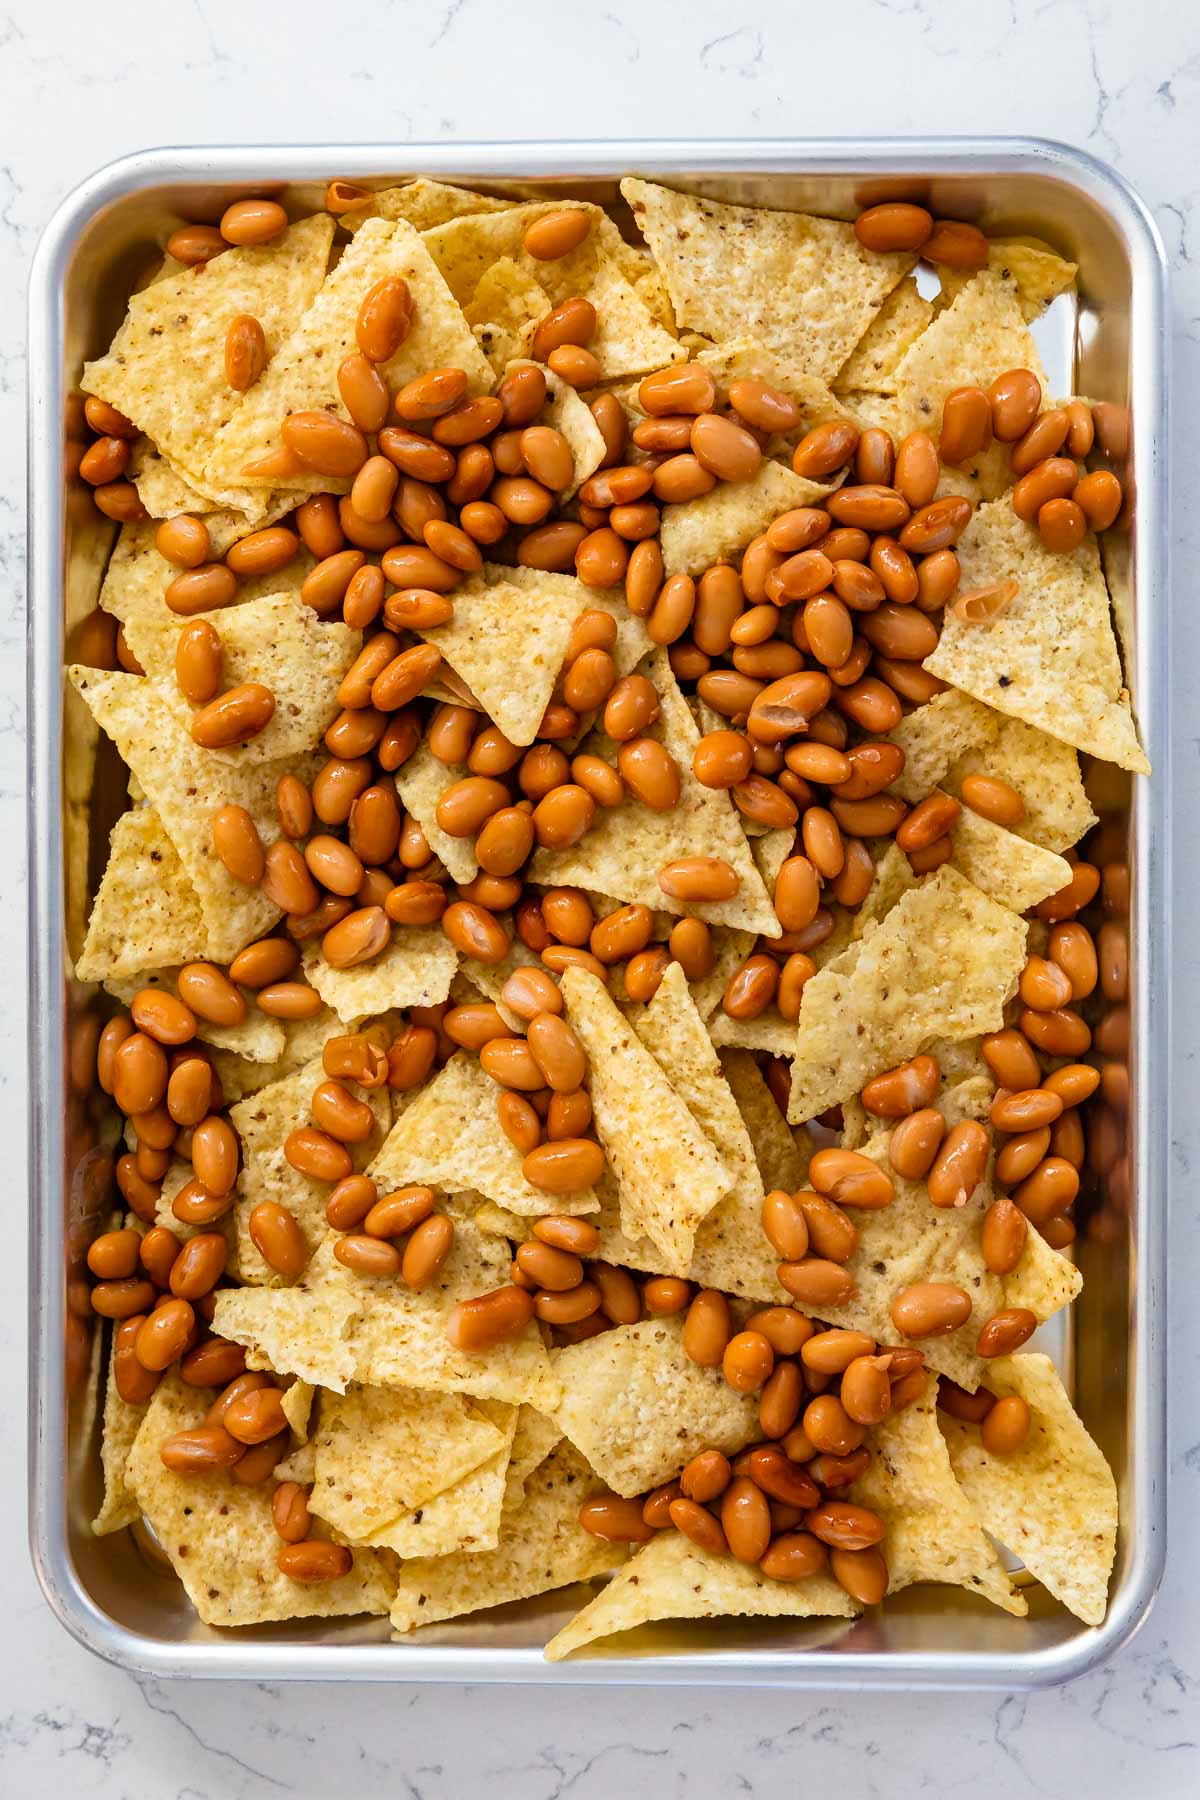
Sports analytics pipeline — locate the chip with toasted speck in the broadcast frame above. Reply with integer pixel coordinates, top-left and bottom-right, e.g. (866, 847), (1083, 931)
(891, 269), (1048, 452)
(204, 218), (492, 494)
(231, 1055), (390, 1284)
(531, 362), (607, 495)
(125, 1374), (393, 1627)
(750, 827), (795, 895)
(660, 458), (837, 578)
(91, 1329), (148, 1536)
(833, 275), (936, 395)
(503, 1406), (563, 1512)
(544, 1528), (856, 1661)
(952, 718), (1097, 855)
(622, 179), (913, 383)
(97, 520), (314, 653)
(209, 1007), (343, 1106)
(944, 795), (1071, 911)
(69, 667), (311, 960)
(709, 1008), (796, 1058)
(361, 1401), (517, 1558)
(463, 260), (549, 372)
(851, 841), (917, 941)
(689, 926), (757, 1021)
(887, 688), (1000, 802)
(424, 201), (683, 381)
(123, 592), (356, 766)
(301, 926), (456, 1023)
(104, 966), (285, 1063)
(274, 1440), (317, 1484)
(530, 651), (778, 937)
(694, 338), (854, 431)
(561, 968), (730, 1268)
(720, 1050), (806, 1196)
(310, 1384), (511, 1537)
(213, 1243), (361, 1390)
(936, 238), (1078, 322)
(788, 866), (1027, 1123)
(82, 215), (335, 498)
(551, 1316), (758, 1497)
(75, 808), (209, 983)
(368, 1051), (598, 1217)
(128, 442), (302, 550)
(390, 1441), (620, 1633)
(346, 178), (515, 233)
(940, 1353), (1116, 1624)
(847, 1387), (1025, 1615)
(925, 500), (1149, 773)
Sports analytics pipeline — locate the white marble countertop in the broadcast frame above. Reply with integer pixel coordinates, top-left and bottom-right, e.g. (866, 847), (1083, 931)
(3, 0), (1198, 1793)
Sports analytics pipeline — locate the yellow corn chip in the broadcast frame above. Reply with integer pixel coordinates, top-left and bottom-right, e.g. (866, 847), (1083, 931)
(280, 1379), (315, 1442)
(424, 201), (683, 380)
(887, 687), (999, 800)
(944, 795), (1071, 911)
(391, 740), (479, 884)
(464, 259), (550, 372)
(363, 1401), (517, 1558)
(69, 667), (306, 959)
(122, 592), (356, 766)
(661, 458), (836, 578)
(848, 1388), (1025, 1614)
(936, 238), (1078, 322)
(310, 1384), (510, 1536)
(694, 338), (853, 430)
(720, 1050), (806, 1194)
(622, 179), (913, 382)
(204, 218), (492, 493)
(209, 1006), (343, 1106)
(82, 215), (335, 494)
(538, 363), (608, 495)
(788, 866), (1027, 1122)
(347, 178), (514, 233)
(75, 807), (208, 983)
(561, 968), (730, 1268)
(212, 1241), (364, 1390)
(415, 563), (595, 746)
(552, 1316), (758, 1497)
(940, 1353), (1117, 1624)
(833, 275), (936, 395)
(231, 1055), (390, 1284)
(545, 1529), (856, 1661)
(503, 1406), (563, 1512)
(104, 967), (284, 1062)
(925, 500), (1149, 774)
(90, 1331), (147, 1536)
(390, 1442), (621, 1634)
(690, 925), (757, 1022)
(301, 926), (456, 1022)
(530, 651), (778, 937)
(891, 269), (1048, 445)
(369, 1052), (598, 1217)
(709, 1007), (796, 1058)
(125, 1375), (393, 1627)
(129, 443), (303, 551)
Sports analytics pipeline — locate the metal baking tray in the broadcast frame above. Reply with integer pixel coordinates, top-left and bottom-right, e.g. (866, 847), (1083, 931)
(27, 138), (1169, 1687)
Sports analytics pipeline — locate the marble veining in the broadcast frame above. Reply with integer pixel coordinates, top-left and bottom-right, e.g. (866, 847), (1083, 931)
(3, 0), (1199, 1793)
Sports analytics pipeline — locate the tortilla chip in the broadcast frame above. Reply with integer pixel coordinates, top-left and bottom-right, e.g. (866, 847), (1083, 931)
(273, 1441), (317, 1484)
(545, 1529), (856, 1661)
(301, 926), (456, 1022)
(231, 1055), (390, 1284)
(925, 499), (1148, 773)
(937, 238), (1078, 322)
(90, 1333), (148, 1536)
(503, 1406), (563, 1512)
(391, 741), (479, 884)
(104, 967), (285, 1063)
(368, 1432), (515, 1558)
(212, 1241), (362, 1390)
(204, 218), (492, 493)
(209, 1006), (343, 1105)
(945, 797), (1071, 911)
(622, 180), (913, 382)
(634, 960), (763, 1224)
(660, 458), (836, 578)
(940, 1353), (1117, 1624)
(75, 807), (208, 983)
(891, 269), (1048, 448)
(694, 338), (852, 432)
(280, 1379), (315, 1442)
(368, 1052), (598, 1217)
(530, 652), (778, 936)
(424, 201), (683, 381)
(848, 1388), (1025, 1614)
(309, 1384), (510, 1537)
(125, 1374), (393, 1627)
(788, 867), (1027, 1122)
(82, 215), (335, 495)
(129, 444), (301, 553)
(69, 667), (308, 959)
(833, 275), (936, 395)
(539, 363), (608, 495)
(552, 1316), (758, 1497)
(121, 592), (357, 766)
(887, 687), (999, 801)
(720, 1050), (806, 1191)
(415, 563), (593, 746)
(710, 1007), (796, 1058)
(347, 178), (514, 233)
(561, 968), (730, 1267)
(389, 1442), (621, 1632)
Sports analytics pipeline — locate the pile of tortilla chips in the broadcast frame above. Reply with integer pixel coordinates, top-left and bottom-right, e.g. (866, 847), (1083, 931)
(75, 174), (1130, 1657)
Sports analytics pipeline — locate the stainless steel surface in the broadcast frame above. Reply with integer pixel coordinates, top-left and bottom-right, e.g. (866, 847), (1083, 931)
(27, 138), (1169, 1687)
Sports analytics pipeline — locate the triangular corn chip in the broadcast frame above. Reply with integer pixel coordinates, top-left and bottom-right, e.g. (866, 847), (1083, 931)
(346, 178), (514, 233)
(695, 338), (853, 431)
(82, 215), (335, 495)
(391, 740), (478, 884)
(301, 926), (456, 1022)
(891, 268), (1048, 440)
(833, 275), (935, 395)
(104, 966), (285, 1063)
(551, 1316), (757, 1498)
(788, 866), (1027, 1123)
(368, 1052), (598, 1217)
(660, 458), (836, 578)
(943, 795), (1071, 911)
(925, 500), (1149, 773)
(90, 1329), (148, 1536)
(530, 652), (778, 937)
(212, 1240), (361, 1389)
(389, 1442), (621, 1633)
(359, 1401), (516, 1558)
(940, 1353), (1117, 1624)
(561, 968), (730, 1267)
(75, 807), (208, 983)
(204, 218), (492, 493)
(848, 1388), (1025, 1615)
(128, 443), (300, 550)
(503, 1406), (563, 1512)
(125, 1375), (393, 1627)
(544, 1529), (856, 1661)
(622, 179), (913, 382)
(936, 238), (1077, 322)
